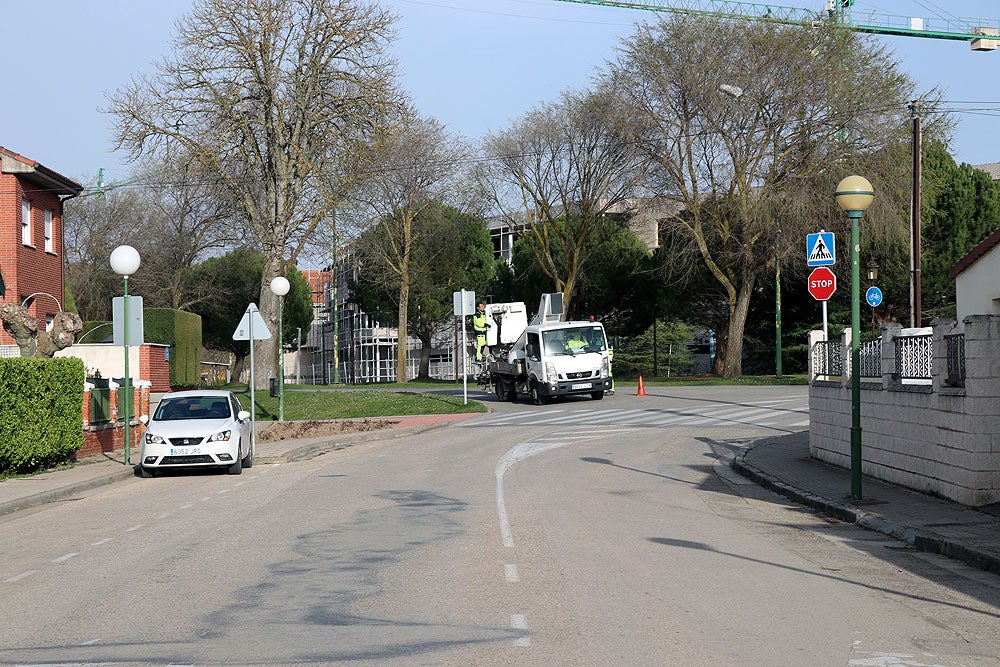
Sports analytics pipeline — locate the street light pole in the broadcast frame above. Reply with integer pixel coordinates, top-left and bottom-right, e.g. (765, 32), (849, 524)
(270, 276), (290, 422)
(835, 175), (875, 502)
(110, 245), (141, 466)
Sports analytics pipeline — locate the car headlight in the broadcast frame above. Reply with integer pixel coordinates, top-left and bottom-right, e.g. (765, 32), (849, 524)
(544, 362), (558, 381)
(144, 432), (167, 445)
(207, 430), (232, 442)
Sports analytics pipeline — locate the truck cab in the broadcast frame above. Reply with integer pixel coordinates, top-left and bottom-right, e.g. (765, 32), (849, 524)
(486, 293), (612, 404)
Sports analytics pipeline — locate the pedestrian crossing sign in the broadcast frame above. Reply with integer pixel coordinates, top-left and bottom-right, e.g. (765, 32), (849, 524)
(806, 232), (835, 266)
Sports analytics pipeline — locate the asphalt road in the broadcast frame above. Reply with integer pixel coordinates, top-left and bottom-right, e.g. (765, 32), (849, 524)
(2, 386), (999, 666)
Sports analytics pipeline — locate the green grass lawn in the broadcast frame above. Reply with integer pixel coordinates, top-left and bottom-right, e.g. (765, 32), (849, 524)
(232, 374), (804, 421)
(237, 385), (487, 421)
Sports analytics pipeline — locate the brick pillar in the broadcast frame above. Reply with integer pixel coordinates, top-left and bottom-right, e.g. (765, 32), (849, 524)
(882, 322), (902, 389)
(82, 382), (94, 428)
(109, 381), (119, 423)
(840, 327), (851, 389)
(930, 318), (957, 392)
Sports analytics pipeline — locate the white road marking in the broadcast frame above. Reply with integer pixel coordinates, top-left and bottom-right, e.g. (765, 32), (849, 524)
(91, 538), (114, 546)
(685, 407), (773, 425)
(51, 552), (79, 563)
(511, 614), (530, 647)
(505, 563), (519, 582)
(4, 570), (39, 583)
(497, 439), (574, 547)
(124, 524), (145, 532)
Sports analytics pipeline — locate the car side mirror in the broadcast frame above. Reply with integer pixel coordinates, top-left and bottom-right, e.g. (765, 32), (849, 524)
(237, 410), (251, 421)
(139, 415), (149, 425)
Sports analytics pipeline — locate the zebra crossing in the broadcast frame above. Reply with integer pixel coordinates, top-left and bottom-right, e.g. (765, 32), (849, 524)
(467, 396), (808, 431)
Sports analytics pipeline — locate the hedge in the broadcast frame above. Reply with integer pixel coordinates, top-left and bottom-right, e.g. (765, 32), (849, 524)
(144, 308), (202, 388)
(0, 357), (85, 474)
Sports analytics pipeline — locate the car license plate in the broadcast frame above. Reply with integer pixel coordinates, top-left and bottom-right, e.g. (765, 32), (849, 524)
(170, 447), (199, 455)
(571, 382), (592, 390)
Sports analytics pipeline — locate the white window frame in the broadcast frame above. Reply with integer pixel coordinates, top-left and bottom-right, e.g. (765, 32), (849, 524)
(44, 209), (54, 253)
(21, 199), (32, 246)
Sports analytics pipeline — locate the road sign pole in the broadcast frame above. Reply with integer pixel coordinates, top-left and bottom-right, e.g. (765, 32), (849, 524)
(822, 301), (828, 342)
(249, 306), (255, 444)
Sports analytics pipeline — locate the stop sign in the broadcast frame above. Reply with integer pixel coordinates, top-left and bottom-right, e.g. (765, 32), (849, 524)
(808, 267), (837, 301)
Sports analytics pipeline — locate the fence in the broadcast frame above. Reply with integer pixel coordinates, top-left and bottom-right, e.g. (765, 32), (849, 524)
(811, 329), (961, 386)
(807, 315), (999, 507)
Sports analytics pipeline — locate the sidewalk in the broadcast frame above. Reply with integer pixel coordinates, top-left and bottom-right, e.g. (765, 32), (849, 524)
(0, 413), (477, 519)
(730, 431), (1000, 575)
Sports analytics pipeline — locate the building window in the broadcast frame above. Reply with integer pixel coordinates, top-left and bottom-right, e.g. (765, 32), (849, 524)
(44, 209), (54, 253)
(22, 199), (32, 246)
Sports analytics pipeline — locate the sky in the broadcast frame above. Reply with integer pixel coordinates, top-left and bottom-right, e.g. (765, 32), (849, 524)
(3, 0), (999, 188)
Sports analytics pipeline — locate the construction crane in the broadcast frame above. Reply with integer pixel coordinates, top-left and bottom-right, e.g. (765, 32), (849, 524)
(555, 1), (1000, 50)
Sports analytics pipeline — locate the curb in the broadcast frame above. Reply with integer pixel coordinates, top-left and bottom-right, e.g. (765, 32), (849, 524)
(0, 467), (136, 518)
(0, 421), (456, 518)
(256, 423), (448, 464)
(731, 441), (1000, 575)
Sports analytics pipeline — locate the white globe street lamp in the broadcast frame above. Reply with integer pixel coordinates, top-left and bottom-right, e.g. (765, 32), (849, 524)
(269, 276), (290, 421)
(110, 245), (141, 466)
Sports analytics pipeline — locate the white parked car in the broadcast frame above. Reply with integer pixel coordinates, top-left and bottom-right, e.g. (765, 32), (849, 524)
(139, 390), (253, 477)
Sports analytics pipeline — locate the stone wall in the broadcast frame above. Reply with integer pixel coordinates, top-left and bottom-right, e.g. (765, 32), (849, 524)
(809, 314), (1000, 507)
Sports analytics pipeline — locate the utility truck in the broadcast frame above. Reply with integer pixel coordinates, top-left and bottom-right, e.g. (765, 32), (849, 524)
(481, 293), (612, 404)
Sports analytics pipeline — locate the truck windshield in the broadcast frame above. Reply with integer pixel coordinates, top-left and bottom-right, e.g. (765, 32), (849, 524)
(542, 326), (607, 355)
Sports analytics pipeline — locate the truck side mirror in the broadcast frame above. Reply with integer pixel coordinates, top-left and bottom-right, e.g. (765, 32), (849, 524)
(526, 343), (538, 359)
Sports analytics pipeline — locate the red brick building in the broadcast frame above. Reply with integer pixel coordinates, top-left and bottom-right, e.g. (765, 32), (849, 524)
(0, 146), (83, 344)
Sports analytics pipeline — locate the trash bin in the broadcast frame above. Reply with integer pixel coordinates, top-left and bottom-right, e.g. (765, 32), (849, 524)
(269, 377), (279, 398)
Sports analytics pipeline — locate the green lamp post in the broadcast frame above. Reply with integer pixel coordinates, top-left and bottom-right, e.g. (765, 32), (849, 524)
(269, 276), (290, 422)
(835, 175), (875, 501)
(110, 245), (141, 466)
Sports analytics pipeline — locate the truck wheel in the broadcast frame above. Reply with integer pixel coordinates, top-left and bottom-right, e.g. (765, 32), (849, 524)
(591, 391), (605, 400)
(530, 383), (549, 406)
(495, 380), (505, 401)
(506, 386), (518, 402)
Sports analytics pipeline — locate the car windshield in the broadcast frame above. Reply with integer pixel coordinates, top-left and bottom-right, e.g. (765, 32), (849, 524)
(542, 326), (607, 356)
(154, 396), (232, 421)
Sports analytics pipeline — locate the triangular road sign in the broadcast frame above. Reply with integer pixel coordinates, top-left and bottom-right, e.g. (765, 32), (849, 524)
(233, 303), (272, 340)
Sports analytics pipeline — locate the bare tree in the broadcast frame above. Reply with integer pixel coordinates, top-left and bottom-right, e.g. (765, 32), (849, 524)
(605, 15), (928, 376)
(106, 0), (402, 388)
(480, 88), (647, 314)
(64, 185), (150, 322)
(128, 156), (238, 310)
(0, 305), (83, 357)
(345, 111), (473, 382)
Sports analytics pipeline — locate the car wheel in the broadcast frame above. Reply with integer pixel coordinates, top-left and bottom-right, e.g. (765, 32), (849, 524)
(138, 465), (156, 478)
(241, 438), (254, 469)
(530, 383), (549, 406)
(591, 391), (605, 400)
(227, 448), (243, 475)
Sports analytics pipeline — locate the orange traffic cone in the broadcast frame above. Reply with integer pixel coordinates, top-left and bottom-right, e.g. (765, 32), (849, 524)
(637, 374), (646, 396)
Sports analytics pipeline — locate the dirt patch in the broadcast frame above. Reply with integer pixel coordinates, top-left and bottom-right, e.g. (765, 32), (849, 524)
(257, 418), (393, 442)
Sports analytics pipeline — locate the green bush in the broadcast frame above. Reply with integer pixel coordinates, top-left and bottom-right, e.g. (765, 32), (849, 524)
(0, 357), (85, 474)
(145, 309), (202, 388)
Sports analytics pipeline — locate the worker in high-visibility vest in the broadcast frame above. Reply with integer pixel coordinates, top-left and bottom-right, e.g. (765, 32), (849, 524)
(472, 302), (488, 362)
(566, 330), (587, 352)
